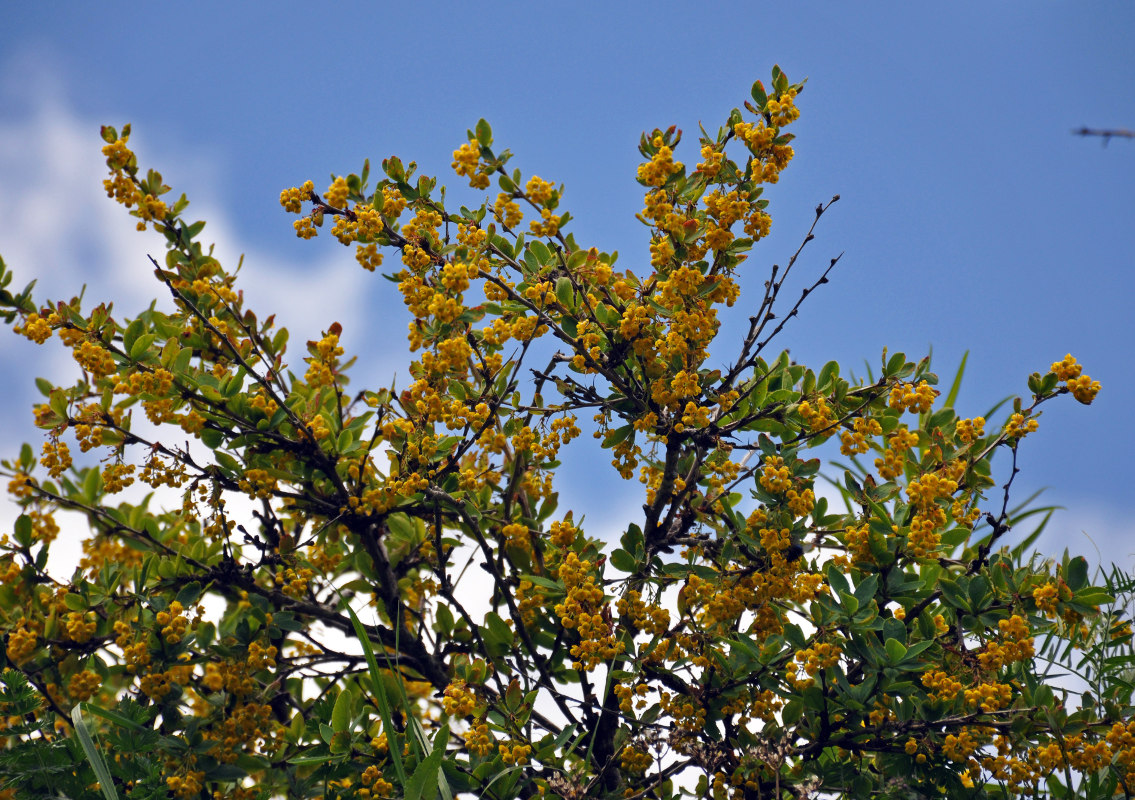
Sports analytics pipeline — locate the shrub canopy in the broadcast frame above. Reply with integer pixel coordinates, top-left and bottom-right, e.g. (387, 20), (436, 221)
(0, 67), (1129, 800)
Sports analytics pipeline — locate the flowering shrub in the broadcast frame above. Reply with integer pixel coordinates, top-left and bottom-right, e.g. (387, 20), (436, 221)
(0, 66), (1128, 799)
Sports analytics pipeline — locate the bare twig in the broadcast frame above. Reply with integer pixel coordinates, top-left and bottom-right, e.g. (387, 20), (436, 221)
(1073, 127), (1135, 147)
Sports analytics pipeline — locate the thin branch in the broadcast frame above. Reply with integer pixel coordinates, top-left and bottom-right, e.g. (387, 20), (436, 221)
(1073, 127), (1134, 146)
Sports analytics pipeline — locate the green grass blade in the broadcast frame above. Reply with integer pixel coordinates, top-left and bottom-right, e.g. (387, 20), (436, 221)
(70, 705), (120, 800)
(943, 351), (968, 409)
(341, 600), (408, 783)
(77, 701), (147, 733)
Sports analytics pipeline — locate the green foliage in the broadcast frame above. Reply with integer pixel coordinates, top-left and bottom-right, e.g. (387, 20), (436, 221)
(0, 68), (1126, 799)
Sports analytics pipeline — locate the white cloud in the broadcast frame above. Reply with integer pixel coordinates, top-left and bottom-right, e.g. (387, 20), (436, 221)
(0, 55), (383, 442)
(1033, 501), (1135, 574)
(0, 58), (379, 564)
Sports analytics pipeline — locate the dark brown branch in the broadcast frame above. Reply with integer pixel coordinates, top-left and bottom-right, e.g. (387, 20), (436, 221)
(1073, 127), (1134, 146)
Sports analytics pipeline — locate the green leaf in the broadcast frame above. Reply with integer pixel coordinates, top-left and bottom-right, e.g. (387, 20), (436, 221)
(474, 119), (493, 148)
(751, 80), (768, 109)
(885, 351), (907, 377)
(13, 514), (32, 547)
(405, 722), (451, 800)
(601, 424), (633, 450)
(853, 574), (879, 606)
(485, 611), (514, 648)
(609, 548), (637, 573)
(555, 276), (574, 310)
(71, 705), (120, 800)
(435, 603), (455, 637)
(943, 351), (968, 409)
(331, 687), (353, 733)
(825, 562), (850, 596)
(339, 600), (406, 782)
(128, 332), (157, 361)
(122, 318), (144, 354)
(77, 701), (149, 733)
(1065, 556), (1089, 591)
(214, 452), (240, 476)
(816, 360), (839, 391)
(205, 763), (250, 781)
(884, 638), (908, 663)
(528, 239), (551, 265)
(938, 578), (968, 611)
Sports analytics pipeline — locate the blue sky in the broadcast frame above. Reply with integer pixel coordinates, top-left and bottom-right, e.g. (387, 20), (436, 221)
(2, 3), (1133, 564)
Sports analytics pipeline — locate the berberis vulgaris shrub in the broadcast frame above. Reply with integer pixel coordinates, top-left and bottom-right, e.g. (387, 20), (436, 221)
(0, 67), (1129, 799)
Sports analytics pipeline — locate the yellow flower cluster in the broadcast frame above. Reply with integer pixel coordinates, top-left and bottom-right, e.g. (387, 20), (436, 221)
(977, 614), (1035, 671)
(733, 118), (795, 185)
(907, 471), (958, 510)
(843, 522), (873, 564)
(279, 567), (314, 599)
(39, 439), (72, 479)
(659, 691), (706, 732)
(6, 621), (37, 664)
(464, 721), (495, 757)
(942, 729), (980, 762)
(64, 611), (97, 643)
(166, 769), (205, 800)
(788, 640), (843, 688)
(637, 135), (684, 187)
(72, 340), (118, 377)
(553, 552), (621, 670)
(140, 453), (187, 489)
(875, 427), (918, 480)
(1050, 354), (1101, 404)
(101, 462), (136, 493)
(798, 397), (836, 434)
(525, 175), (555, 203)
(492, 192), (522, 228)
(14, 311), (53, 344)
(696, 144), (725, 177)
(279, 180), (314, 213)
(888, 380), (938, 414)
(452, 140), (490, 189)
(156, 600), (190, 644)
(962, 680), (1013, 712)
(100, 131), (172, 230)
(922, 668), (963, 704)
(499, 739), (532, 765)
(839, 416), (882, 455)
(206, 701), (281, 762)
(69, 401), (121, 451)
(360, 765), (395, 797)
(514, 579), (546, 628)
(247, 640), (278, 671)
(619, 744), (652, 774)
(324, 176), (349, 208)
(616, 589), (671, 637)
(113, 621), (148, 671)
(352, 242), (383, 272)
(954, 416), (985, 444)
(238, 468), (277, 500)
(67, 669), (102, 702)
(1032, 581), (1060, 616)
(497, 522), (528, 552)
(442, 679), (482, 718)
(759, 456), (792, 494)
(786, 486), (815, 518)
(1003, 412), (1038, 441)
